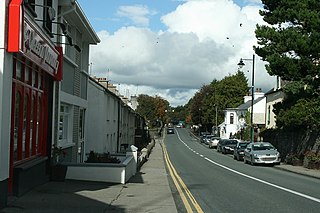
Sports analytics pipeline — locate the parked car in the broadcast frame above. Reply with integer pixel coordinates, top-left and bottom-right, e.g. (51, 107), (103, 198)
(204, 135), (214, 145)
(208, 137), (220, 149)
(217, 139), (238, 154)
(167, 127), (174, 134)
(233, 141), (250, 161)
(243, 142), (281, 166)
(200, 132), (210, 143)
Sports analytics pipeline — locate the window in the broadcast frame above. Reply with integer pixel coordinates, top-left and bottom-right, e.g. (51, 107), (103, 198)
(59, 104), (72, 146)
(43, 0), (53, 35)
(268, 106), (271, 125)
(230, 113), (234, 124)
(11, 56), (48, 164)
(25, 0), (37, 17)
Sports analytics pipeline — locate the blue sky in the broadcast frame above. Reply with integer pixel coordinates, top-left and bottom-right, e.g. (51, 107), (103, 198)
(76, 0), (271, 106)
(78, 0), (184, 33)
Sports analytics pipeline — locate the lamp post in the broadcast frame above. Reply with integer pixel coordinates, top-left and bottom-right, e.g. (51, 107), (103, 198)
(237, 54), (255, 143)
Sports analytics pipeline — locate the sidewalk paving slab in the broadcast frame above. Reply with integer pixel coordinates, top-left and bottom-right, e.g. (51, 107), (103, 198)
(0, 140), (177, 213)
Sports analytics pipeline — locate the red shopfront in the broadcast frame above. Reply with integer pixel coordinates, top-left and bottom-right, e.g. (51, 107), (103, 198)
(7, 1), (62, 196)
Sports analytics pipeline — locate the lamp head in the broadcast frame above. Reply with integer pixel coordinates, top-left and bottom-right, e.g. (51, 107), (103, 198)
(237, 58), (245, 68)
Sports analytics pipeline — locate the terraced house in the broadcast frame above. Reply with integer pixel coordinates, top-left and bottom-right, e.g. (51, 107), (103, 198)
(0, 0), (146, 208)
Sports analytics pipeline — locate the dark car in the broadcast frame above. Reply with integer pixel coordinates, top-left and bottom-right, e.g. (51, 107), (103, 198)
(167, 127), (174, 134)
(200, 132), (210, 143)
(233, 141), (250, 161)
(217, 139), (239, 154)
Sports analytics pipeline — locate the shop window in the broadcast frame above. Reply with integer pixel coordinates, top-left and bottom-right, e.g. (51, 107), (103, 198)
(13, 91), (21, 161)
(11, 56), (48, 164)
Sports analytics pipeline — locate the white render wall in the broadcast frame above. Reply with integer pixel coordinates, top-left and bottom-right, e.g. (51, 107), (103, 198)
(252, 97), (266, 125)
(87, 80), (119, 155)
(0, 0), (12, 181)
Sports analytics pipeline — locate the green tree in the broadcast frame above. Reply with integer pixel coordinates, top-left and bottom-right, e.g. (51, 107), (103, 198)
(255, 0), (320, 129)
(189, 71), (248, 132)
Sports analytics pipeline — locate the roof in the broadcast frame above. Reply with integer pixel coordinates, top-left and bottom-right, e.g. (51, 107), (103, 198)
(238, 96), (265, 110)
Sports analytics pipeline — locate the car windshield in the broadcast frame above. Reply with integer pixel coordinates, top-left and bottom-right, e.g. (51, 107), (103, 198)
(225, 140), (238, 145)
(252, 144), (275, 151)
(239, 143), (248, 148)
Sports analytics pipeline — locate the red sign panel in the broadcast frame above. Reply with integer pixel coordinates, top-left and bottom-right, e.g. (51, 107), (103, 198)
(7, 0), (61, 79)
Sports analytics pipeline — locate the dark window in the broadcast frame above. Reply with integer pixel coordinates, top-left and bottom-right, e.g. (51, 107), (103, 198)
(25, 0), (37, 17)
(43, 0), (53, 35)
(230, 113), (234, 124)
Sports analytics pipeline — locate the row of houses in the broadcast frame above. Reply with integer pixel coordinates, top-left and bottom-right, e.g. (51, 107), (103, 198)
(220, 77), (285, 140)
(0, 0), (146, 208)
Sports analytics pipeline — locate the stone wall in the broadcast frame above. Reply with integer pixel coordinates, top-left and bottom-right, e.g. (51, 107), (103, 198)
(260, 128), (320, 160)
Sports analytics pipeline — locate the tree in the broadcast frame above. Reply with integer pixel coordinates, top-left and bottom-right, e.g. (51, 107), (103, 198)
(189, 71), (248, 132)
(255, 0), (320, 129)
(136, 95), (169, 127)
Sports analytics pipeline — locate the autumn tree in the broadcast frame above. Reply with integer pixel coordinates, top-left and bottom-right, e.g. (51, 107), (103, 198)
(136, 94), (169, 127)
(255, 0), (320, 129)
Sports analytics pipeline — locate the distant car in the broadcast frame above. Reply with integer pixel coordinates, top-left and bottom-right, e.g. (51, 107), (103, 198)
(200, 132), (210, 143)
(208, 137), (220, 149)
(167, 128), (174, 134)
(204, 135), (214, 145)
(243, 142), (281, 166)
(217, 139), (238, 154)
(233, 141), (250, 160)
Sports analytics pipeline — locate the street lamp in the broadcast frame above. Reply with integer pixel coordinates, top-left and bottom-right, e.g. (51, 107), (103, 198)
(237, 54), (255, 143)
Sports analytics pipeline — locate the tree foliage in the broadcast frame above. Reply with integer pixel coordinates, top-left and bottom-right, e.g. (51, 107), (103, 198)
(136, 94), (169, 127)
(188, 71), (249, 131)
(255, 0), (320, 129)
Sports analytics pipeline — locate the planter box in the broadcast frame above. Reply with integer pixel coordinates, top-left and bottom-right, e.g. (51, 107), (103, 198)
(64, 154), (137, 184)
(51, 165), (68, 181)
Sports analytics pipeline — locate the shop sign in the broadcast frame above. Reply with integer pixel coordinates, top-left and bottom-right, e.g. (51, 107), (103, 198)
(23, 19), (60, 76)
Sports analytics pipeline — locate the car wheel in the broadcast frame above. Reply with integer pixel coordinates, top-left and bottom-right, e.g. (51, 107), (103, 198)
(250, 157), (255, 166)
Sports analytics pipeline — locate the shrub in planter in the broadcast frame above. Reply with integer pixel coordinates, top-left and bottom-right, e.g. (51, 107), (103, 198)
(85, 151), (121, 163)
(51, 145), (67, 181)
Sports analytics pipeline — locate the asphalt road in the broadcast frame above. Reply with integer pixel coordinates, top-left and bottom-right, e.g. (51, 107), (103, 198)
(164, 128), (320, 213)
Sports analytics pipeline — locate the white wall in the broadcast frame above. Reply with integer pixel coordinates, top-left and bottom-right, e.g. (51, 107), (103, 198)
(87, 80), (119, 155)
(253, 97), (266, 125)
(0, 0), (12, 181)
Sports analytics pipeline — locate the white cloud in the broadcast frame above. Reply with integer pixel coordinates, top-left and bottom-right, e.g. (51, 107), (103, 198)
(117, 5), (156, 27)
(90, 0), (275, 106)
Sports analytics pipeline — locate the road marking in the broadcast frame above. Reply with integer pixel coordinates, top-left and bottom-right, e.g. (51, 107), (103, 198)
(204, 157), (320, 203)
(162, 142), (204, 213)
(175, 129), (320, 204)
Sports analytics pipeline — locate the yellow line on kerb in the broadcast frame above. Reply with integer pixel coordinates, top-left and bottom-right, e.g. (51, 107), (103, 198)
(162, 142), (204, 213)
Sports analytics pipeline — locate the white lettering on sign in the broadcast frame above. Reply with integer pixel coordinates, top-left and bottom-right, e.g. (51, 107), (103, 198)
(24, 22), (59, 71)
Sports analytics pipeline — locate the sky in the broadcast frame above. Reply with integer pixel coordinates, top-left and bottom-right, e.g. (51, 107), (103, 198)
(77, 0), (275, 107)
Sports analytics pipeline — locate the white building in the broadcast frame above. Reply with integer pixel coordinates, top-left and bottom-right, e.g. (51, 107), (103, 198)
(86, 78), (140, 156)
(220, 89), (266, 139)
(55, 0), (100, 163)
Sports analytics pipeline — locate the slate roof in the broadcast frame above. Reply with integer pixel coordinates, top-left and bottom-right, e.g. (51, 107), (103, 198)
(237, 96), (265, 110)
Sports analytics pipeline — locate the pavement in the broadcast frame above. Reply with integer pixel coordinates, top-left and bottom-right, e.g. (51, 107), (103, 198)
(275, 163), (320, 179)
(0, 139), (178, 213)
(1, 136), (319, 213)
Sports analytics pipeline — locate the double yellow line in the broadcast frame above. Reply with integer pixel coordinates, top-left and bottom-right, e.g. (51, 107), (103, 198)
(161, 142), (204, 213)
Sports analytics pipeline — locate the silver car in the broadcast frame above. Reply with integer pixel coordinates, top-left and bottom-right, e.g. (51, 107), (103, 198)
(244, 142), (281, 166)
